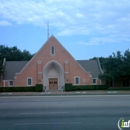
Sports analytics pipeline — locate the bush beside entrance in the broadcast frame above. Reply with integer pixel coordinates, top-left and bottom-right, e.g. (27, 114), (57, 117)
(65, 83), (109, 91)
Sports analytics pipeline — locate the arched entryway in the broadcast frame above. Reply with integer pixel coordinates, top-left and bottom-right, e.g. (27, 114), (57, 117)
(43, 60), (64, 91)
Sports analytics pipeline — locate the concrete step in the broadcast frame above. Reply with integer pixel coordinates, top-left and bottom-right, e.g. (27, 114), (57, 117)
(46, 90), (63, 92)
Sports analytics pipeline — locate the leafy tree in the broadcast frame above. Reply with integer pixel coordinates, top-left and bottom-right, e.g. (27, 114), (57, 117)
(0, 45), (34, 61)
(98, 50), (130, 83)
(22, 50), (34, 61)
(0, 45), (34, 76)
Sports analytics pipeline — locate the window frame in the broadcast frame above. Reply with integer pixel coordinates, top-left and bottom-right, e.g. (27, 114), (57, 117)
(51, 46), (55, 56)
(27, 77), (33, 86)
(74, 76), (80, 85)
(92, 78), (97, 84)
(8, 80), (14, 87)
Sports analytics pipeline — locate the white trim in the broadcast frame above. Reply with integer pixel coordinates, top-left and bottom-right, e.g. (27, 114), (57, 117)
(38, 72), (42, 74)
(65, 60), (68, 64)
(92, 78), (98, 84)
(17, 35), (90, 76)
(3, 80), (11, 87)
(8, 80), (14, 87)
(17, 36), (53, 74)
(37, 61), (42, 64)
(3, 80), (5, 87)
(27, 77), (33, 86)
(43, 60), (64, 71)
(97, 58), (104, 74)
(49, 35), (90, 75)
(43, 60), (65, 90)
(65, 72), (69, 74)
(74, 76), (80, 85)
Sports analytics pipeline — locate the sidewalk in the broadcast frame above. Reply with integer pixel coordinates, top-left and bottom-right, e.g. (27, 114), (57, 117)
(0, 90), (130, 96)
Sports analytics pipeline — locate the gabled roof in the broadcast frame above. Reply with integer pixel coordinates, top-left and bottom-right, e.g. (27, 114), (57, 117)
(77, 60), (102, 78)
(3, 60), (101, 80)
(3, 61), (28, 80)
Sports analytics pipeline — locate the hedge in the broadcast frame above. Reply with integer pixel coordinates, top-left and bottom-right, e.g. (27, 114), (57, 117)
(65, 83), (109, 91)
(109, 87), (130, 90)
(35, 84), (43, 92)
(0, 84), (43, 92)
(0, 86), (35, 92)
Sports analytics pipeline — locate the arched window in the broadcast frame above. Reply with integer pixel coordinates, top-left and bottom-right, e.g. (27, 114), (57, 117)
(51, 46), (55, 55)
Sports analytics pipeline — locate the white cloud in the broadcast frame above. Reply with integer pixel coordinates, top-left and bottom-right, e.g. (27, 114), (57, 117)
(76, 34), (130, 46)
(0, 20), (12, 26)
(76, 13), (84, 18)
(0, 0), (130, 44)
(77, 41), (100, 46)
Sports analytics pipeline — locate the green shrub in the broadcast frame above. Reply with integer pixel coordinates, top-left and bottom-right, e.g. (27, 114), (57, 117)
(65, 84), (109, 91)
(0, 86), (35, 92)
(109, 87), (130, 90)
(35, 84), (43, 92)
(0, 84), (44, 92)
(65, 83), (73, 91)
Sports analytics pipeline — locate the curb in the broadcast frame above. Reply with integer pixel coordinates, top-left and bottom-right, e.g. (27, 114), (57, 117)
(0, 91), (130, 96)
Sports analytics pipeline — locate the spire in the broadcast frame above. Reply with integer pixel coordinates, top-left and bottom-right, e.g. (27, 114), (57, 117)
(47, 20), (49, 39)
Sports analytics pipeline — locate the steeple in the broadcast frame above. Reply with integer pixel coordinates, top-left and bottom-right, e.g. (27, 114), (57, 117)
(47, 20), (49, 40)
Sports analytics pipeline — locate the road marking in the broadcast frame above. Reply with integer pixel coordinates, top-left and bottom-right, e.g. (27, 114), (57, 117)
(20, 112), (70, 115)
(41, 92), (45, 94)
(1, 93), (6, 95)
(0, 95), (130, 98)
(108, 91), (117, 93)
(1, 93), (12, 95)
(14, 122), (83, 126)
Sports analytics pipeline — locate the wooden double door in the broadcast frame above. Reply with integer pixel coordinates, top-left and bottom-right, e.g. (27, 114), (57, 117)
(49, 78), (58, 90)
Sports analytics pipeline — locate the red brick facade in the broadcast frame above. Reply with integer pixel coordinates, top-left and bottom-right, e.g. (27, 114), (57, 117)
(1, 35), (102, 90)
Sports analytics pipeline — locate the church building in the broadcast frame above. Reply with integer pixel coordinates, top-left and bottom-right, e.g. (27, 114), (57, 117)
(1, 35), (103, 91)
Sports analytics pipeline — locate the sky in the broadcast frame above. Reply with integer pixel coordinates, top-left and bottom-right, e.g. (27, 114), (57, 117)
(0, 0), (130, 60)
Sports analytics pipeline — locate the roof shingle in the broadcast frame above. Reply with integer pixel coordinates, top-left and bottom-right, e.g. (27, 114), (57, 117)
(3, 61), (28, 80)
(77, 60), (101, 78)
(3, 59), (101, 80)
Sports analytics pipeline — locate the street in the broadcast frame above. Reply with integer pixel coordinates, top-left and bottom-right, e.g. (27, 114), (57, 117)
(0, 95), (130, 130)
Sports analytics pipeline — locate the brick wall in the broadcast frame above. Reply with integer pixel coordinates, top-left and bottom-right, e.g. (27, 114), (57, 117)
(13, 36), (92, 87)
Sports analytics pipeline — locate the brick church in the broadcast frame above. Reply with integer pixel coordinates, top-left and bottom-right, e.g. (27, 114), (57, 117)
(1, 35), (103, 91)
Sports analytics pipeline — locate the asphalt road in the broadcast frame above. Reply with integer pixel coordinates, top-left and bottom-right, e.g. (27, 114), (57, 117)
(0, 95), (130, 130)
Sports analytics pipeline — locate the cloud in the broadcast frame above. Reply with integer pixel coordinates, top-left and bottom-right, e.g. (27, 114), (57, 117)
(76, 35), (130, 46)
(0, 0), (130, 44)
(77, 41), (100, 46)
(0, 20), (12, 26)
(76, 13), (84, 18)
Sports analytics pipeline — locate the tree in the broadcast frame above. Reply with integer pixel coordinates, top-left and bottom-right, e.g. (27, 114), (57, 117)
(0, 45), (34, 61)
(0, 45), (34, 76)
(98, 50), (130, 83)
(22, 50), (34, 61)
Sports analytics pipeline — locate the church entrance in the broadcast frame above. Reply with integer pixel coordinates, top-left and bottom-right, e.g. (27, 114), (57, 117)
(49, 78), (58, 90)
(43, 60), (65, 91)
